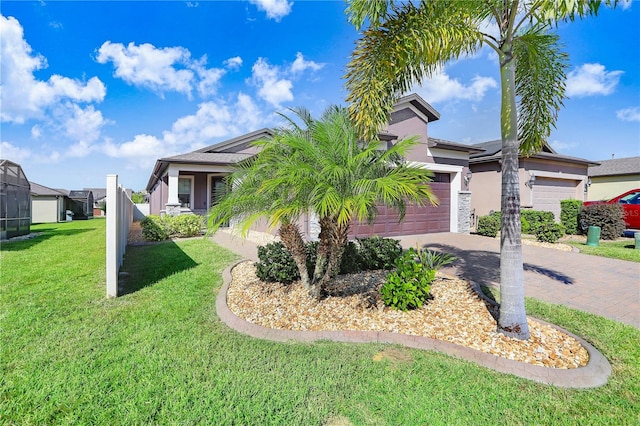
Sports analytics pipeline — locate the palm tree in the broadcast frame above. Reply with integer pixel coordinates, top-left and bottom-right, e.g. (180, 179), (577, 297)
(208, 105), (438, 298)
(345, 0), (612, 339)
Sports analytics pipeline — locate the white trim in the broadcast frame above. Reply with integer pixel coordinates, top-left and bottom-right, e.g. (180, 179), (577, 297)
(529, 170), (585, 181)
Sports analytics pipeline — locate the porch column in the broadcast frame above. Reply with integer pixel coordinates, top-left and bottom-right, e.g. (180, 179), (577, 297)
(166, 167), (181, 216)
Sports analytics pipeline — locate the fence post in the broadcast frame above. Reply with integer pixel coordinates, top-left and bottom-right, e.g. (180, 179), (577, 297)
(106, 174), (119, 297)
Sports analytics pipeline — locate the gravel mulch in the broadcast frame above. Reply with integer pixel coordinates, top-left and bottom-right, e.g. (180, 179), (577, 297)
(227, 261), (589, 369)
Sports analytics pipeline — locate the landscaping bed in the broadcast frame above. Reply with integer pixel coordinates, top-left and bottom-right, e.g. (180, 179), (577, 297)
(228, 261), (588, 369)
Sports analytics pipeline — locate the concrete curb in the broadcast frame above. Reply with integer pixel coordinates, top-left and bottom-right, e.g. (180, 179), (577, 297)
(217, 260), (611, 388)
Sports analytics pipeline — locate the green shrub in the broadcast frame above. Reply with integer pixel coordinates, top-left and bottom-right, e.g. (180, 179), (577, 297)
(140, 215), (169, 241)
(521, 210), (555, 234)
(477, 215), (500, 237)
(560, 199), (582, 235)
(305, 241), (361, 276)
(356, 236), (403, 270)
(381, 248), (435, 311)
(535, 222), (566, 243)
(171, 214), (204, 238)
(579, 204), (625, 240)
(419, 248), (456, 270)
(255, 242), (301, 284)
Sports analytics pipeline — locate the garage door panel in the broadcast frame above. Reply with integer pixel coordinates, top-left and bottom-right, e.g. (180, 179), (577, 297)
(532, 177), (578, 220)
(348, 173), (451, 237)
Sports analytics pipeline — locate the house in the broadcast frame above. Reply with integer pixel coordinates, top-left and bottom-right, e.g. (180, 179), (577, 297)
(0, 159), (31, 240)
(68, 190), (94, 220)
(146, 94), (482, 238)
(84, 187), (107, 217)
(468, 140), (598, 221)
(30, 182), (69, 223)
(586, 156), (640, 201)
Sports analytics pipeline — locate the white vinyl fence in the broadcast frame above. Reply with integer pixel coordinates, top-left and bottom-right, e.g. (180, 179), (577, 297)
(106, 174), (134, 297)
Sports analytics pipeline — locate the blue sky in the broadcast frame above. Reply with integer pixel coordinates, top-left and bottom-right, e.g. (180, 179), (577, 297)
(1, 1), (639, 192)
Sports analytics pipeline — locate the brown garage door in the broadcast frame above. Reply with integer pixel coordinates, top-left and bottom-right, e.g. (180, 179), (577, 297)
(349, 173), (451, 238)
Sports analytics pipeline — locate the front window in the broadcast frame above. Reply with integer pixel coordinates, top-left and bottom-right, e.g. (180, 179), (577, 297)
(619, 191), (640, 205)
(178, 177), (192, 208)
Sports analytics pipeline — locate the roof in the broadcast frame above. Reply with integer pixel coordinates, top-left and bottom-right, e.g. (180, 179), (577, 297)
(195, 128), (274, 154)
(394, 93), (440, 122)
(68, 190), (93, 199)
(469, 139), (598, 166)
(428, 137), (485, 154)
(30, 182), (67, 197)
(589, 156), (640, 177)
(160, 152), (251, 164)
(84, 187), (106, 200)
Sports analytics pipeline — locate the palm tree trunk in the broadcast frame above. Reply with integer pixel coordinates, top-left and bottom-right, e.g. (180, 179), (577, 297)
(315, 220), (349, 297)
(278, 222), (311, 292)
(497, 48), (531, 340)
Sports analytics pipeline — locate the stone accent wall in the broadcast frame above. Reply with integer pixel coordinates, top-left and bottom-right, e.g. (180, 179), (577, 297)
(458, 191), (472, 234)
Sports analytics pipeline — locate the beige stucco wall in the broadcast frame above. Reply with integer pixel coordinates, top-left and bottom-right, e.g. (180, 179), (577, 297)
(468, 163), (502, 218)
(32, 197), (61, 223)
(587, 174), (640, 201)
(385, 112), (431, 163)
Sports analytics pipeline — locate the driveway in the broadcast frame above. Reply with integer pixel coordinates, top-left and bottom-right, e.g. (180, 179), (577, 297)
(397, 233), (640, 328)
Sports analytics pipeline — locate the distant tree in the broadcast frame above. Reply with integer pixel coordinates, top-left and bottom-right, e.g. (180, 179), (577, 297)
(131, 192), (146, 204)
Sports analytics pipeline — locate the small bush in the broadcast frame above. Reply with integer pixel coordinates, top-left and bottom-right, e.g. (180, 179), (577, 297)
(419, 248), (456, 270)
(340, 241), (361, 274)
(357, 236), (403, 270)
(579, 204), (625, 240)
(477, 215), (500, 237)
(521, 210), (555, 234)
(171, 214), (204, 238)
(255, 242), (300, 284)
(535, 222), (566, 243)
(560, 199), (582, 235)
(381, 248), (435, 311)
(140, 215), (169, 241)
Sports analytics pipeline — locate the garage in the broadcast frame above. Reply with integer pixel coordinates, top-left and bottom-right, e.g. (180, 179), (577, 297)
(349, 173), (451, 237)
(532, 177), (579, 220)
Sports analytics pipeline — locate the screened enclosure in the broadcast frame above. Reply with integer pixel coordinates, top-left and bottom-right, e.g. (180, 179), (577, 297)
(68, 190), (94, 220)
(0, 159), (31, 240)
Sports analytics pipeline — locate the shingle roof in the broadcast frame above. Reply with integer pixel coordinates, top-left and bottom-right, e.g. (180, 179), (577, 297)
(468, 140), (597, 166)
(160, 152), (252, 164)
(428, 137), (485, 154)
(30, 182), (67, 196)
(589, 156), (640, 177)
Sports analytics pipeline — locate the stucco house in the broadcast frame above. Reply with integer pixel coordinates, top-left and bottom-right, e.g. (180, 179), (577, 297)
(146, 94), (481, 239)
(468, 140), (598, 222)
(586, 156), (640, 201)
(30, 182), (69, 223)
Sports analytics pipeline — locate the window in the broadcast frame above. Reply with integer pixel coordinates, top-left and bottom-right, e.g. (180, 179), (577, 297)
(619, 191), (640, 205)
(178, 177), (193, 208)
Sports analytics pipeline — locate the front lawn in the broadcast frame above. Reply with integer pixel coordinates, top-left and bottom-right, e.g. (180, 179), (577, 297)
(2, 220), (638, 424)
(564, 237), (640, 263)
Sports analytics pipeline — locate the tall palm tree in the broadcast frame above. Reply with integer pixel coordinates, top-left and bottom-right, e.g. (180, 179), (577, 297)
(345, 0), (612, 339)
(208, 106), (438, 298)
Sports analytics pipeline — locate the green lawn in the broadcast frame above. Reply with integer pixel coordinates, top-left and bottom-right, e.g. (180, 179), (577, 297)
(564, 238), (640, 263)
(2, 220), (639, 424)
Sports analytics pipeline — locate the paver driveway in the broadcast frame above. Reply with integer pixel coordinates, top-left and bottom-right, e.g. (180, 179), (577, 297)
(398, 233), (640, 328)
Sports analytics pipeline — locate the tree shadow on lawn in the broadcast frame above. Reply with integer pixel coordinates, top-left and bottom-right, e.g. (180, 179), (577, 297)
(118, 240), (198, 296)
(423, 243), (574, 287)
(0, 228), (94, 252)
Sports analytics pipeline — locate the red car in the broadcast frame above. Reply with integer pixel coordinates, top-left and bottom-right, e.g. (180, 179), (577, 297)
(584, 188), (640, 230)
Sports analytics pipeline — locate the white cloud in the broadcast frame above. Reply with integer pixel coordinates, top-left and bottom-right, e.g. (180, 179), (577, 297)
(224, 56), (243, 70)
(0, 15), (106, 124)
(96, 41), (194, 96)
(96, 41), (228, 99)
(249, 0), (292, 21)
(413, 68), (497, 104)
(250, 58), (293, 107)
(31, 125), (41, 139)
(104, 93), (264, 161)
(616, 106), (640, 122)
(549, 139), (578, 153)
(1, 141), (31, 163)
(59, 104), (108, 156)
(290, 52), (324, 74)
(620, 0), (632, 10)
(566, 63), (623, 97)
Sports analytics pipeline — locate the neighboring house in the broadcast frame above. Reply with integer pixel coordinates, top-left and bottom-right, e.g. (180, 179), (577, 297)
(586, 156), (640, 201)
(68, 190), (94, 220)
(30, 182), (69, 223)
(0, 159), (31, 240)
(84, 187), (107, 217)
(147, 94), (481, 238)
(468, 140), (598, 222)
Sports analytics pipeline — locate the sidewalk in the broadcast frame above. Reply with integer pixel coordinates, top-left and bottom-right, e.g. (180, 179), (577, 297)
(210, 231), (640, 328)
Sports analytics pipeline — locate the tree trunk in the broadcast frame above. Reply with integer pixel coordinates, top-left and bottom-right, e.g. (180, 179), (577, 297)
(497, 47), (531, 340)
(278, 222), (311, 292)
(316, 220), (349, 297)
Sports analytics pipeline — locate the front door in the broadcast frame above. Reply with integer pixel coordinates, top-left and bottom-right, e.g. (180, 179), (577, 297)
(210, 176), (229, 226)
